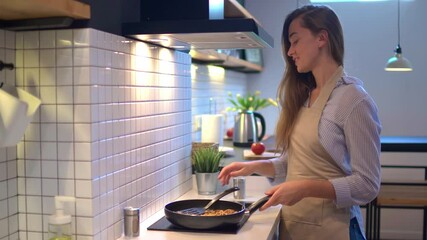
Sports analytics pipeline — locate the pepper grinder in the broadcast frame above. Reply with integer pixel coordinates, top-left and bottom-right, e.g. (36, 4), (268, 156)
(124, 207), (140, 237)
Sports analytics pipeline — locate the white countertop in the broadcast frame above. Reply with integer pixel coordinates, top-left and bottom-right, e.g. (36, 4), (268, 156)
(118, 176), (281, 240)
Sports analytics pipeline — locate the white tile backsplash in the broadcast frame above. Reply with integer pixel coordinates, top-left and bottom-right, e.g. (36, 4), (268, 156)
(1, 28), (196, 240)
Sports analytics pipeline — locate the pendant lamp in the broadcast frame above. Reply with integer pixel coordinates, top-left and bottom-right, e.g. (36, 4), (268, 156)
(385, 0), (413, 72)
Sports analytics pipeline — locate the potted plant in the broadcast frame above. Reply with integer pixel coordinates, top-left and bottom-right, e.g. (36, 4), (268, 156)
(192, 147), (224, 195)
(226, 90), (278, 112)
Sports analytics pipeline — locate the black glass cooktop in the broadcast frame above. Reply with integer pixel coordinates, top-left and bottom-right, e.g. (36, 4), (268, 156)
(147, 202), (252, 234)
(147, 215), (250, 234)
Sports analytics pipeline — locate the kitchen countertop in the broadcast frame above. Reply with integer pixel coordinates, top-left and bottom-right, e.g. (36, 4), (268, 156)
(118, 176), (281, 240)
(220, 136), (427, 167)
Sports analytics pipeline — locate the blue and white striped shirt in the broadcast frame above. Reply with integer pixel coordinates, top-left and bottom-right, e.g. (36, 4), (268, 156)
(270, 74), (382, 230)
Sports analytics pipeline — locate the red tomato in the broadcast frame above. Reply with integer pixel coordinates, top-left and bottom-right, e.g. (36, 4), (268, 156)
(251, 142), (265, 155)
(226, 128), (234, 138)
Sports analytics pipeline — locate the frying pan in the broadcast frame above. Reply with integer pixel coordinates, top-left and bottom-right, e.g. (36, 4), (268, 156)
(164, 195), (270, 230)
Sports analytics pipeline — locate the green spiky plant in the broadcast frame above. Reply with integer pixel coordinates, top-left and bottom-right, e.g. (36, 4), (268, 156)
(193, 147), (224, 173)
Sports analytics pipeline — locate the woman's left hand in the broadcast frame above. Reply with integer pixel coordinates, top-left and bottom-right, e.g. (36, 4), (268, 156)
(259, 180), (308, 211)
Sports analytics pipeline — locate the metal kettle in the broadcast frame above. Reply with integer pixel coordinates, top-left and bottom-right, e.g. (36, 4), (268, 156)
(233, 111), (266, 147)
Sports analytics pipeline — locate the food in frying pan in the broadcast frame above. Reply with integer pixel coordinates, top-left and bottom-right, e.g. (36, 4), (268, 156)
(178, 208), (237, 216)
(202, 209), (237, 216)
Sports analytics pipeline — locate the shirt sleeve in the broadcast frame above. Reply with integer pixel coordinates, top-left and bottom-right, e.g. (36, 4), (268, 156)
(267, 153), (288, 185)
(330, 97), (382, 207)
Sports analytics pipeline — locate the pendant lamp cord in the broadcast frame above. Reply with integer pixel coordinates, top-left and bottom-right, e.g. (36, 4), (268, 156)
(397, 0), (401, 46)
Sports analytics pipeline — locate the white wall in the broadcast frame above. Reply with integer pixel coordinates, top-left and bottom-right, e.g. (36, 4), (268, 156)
(246, 0), (427, 137)
(191, 64), (247, 141)
(245, 1), (427, 239)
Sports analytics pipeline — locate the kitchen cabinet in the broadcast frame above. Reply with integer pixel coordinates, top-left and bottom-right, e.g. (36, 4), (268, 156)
(0, 0), (90, 20)
(191, 49), (263, 73)
(0, 0), (90, 30)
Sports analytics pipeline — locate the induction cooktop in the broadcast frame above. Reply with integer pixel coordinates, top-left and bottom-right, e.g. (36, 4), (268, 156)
(147, 202), (252, 234)
(147, 215), (250, 234)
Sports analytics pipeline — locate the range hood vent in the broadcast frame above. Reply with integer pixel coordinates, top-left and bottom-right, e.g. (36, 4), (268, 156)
(122, 0), (274, 50)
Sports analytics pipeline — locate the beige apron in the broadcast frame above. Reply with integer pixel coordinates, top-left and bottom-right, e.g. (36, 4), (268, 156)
(280, 67), (350, 240)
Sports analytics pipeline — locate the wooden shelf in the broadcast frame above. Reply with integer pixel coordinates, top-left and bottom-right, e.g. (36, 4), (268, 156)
(190, 50), (263, 73)
(0, 0), (90, 20)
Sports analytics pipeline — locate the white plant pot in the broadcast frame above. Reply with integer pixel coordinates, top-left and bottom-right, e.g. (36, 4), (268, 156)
(0, 84), (41, 147)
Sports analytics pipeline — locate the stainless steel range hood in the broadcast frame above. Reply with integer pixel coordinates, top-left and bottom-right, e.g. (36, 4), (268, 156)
(122, 0), (274, 50)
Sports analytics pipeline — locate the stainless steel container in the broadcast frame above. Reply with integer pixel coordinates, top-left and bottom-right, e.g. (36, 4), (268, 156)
(124, 207), (140, 237)
(233, 177), (246, 199)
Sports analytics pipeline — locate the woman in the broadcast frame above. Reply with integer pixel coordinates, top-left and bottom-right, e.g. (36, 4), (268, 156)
(218, 5), (381, 240)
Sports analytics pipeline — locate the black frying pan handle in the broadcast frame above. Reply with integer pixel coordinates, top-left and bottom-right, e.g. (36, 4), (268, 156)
(204, 187), (240, 210)
(246, 195), (270, 215)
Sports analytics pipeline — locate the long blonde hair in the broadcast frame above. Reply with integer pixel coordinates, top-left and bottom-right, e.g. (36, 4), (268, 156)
(275, 5), (344, 151)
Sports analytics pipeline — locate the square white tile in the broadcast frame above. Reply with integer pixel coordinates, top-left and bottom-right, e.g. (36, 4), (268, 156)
(23, 68), (40, 86)
(56, 86), (73, 104)
(75, 161), (91, 180)
(57, 123), (74, 142)
(41, 160), (58, 178)
(57, 104), (73, 123)
(40, 105), (57, 123)
(39, 67), (56, 86)
(25, 142), (41, 160)
(57, 67), (73, 85)
(57, 142), (74, 161)
(40, 86), (57, 104)
(26, 178), (42, 195)
(76, 198), (93, 217)
(74, 86), (91, 104)
(74, 123), (91, 142)
(74, 48), (96, 67)
(56, 48), (73, 67)
(74, 142), (91, 161)
(23, 49), (39, 67)
(23, 31), (39, 49)
(26, 214), (42, 231)
(74, 105), (91, 123)
(73, 28), (97, 48)
(40, 49), (56, 67)
(40, 30), (56, 49)
(76, 216), (94, 235)
(40, 123), (57, 141)
(58, 179), (75, 196)
(42, 179), (58, 196)
(24, 123), (40, 141)
(58, 161), (74, 179)
(41, 142), (57, 161)
(25, 160), (41, 178)
(75, 180), (92, 198)
(26, 196), (42, 213)
(56, 30), (73, 48)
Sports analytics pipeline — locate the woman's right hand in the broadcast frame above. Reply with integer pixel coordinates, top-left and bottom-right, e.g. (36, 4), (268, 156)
(218, 162), (256, 186)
